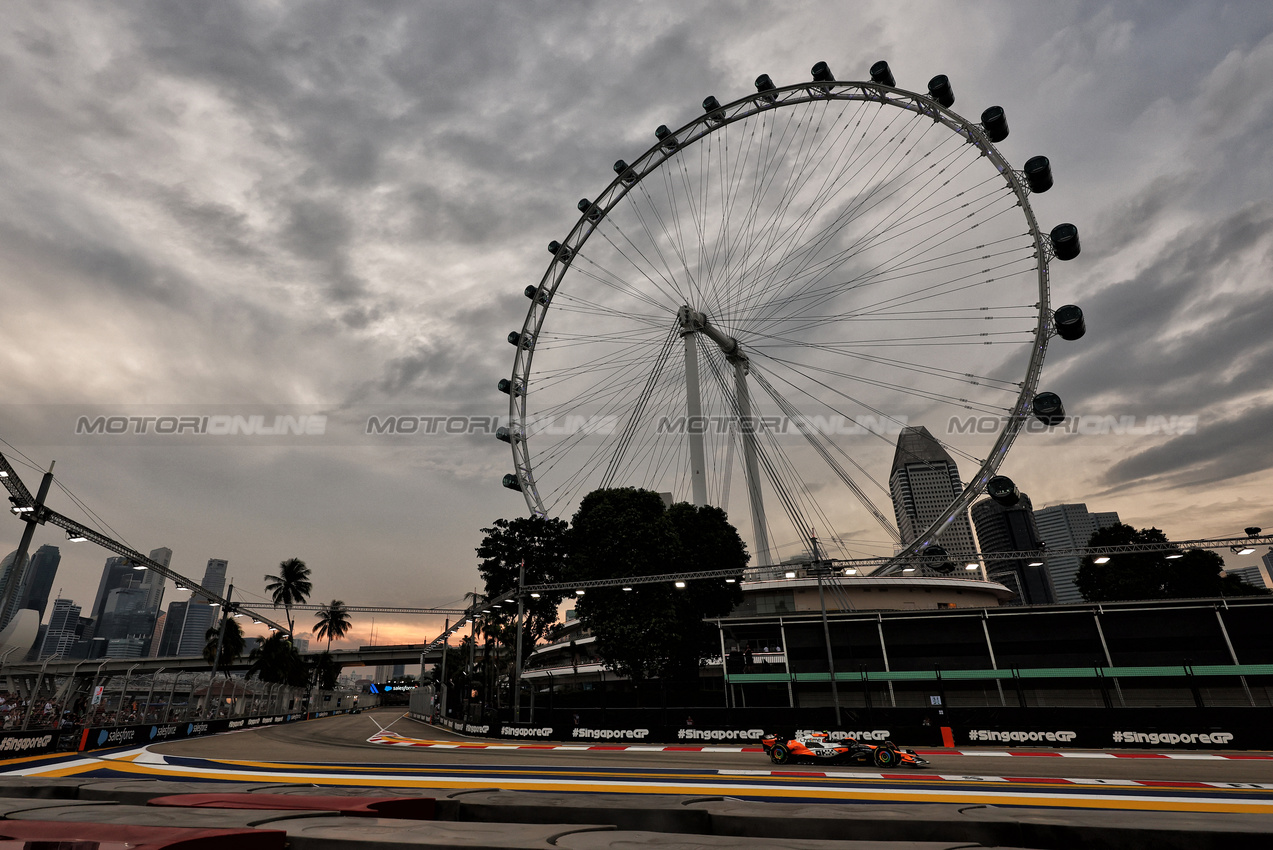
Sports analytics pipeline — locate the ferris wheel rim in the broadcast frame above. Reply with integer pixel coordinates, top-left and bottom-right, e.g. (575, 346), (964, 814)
(507, 75), (1054, 559)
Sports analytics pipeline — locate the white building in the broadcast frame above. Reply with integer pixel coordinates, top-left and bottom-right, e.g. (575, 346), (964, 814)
(1032, 504), (1121, 605)
(889, 426), (977, 562)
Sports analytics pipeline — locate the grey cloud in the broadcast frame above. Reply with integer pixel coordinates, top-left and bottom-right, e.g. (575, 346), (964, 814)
(1103, 401), (1273, 489)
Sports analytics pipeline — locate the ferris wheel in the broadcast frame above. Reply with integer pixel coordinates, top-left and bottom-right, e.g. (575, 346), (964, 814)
(500, 61), (1085, 570)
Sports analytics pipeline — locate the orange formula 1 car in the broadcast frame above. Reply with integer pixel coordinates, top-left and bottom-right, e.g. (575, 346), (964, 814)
(761, 731), (929, 768)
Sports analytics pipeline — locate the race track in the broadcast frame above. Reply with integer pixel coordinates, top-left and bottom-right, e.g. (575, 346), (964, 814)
(8, 709), (1273, 815)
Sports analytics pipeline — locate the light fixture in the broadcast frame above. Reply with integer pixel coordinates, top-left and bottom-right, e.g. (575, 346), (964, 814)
(231, 612), (244, 618)
(784, 571), (796, 578)
(492, 604), (502, 609)
(1027, 561), (1044, 567)
(12, 505), (33, 513)
(844, 568), (857, 575)
(482, 608), (491, 613)
(1234, 546), (1256, 556)
(575, 589), (585, 596)
(175, 584), (185, 590)
(1165, 553), (1183, 560)
(965, 564), (979, 571)
(530, 592), (541, 598)
(1094, 556), (1111, 564)
(0, 470), (8, 478)
(725, 578), (737, 583)
(252, 619), (263, 625)
(66, 532), (88, 542)
(902, 567), (916, 573)
(132, 563), (147, 570)
(622, 586), (633, 591)
(674, 581), (686, 588)
(210, 601), (220, 607)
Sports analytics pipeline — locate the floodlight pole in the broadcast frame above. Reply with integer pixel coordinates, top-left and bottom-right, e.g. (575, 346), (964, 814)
(812, 535), (841, 726)
(438, 618), (449, 719)
(513, 562), (526, 724)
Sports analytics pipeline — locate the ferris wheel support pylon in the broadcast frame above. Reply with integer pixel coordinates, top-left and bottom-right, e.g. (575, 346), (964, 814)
(681, 322), (709, 508)
(678, 306), (773, 566)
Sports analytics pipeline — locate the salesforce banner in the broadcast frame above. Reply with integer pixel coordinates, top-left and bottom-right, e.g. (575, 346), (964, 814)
(75, 709), (353, 753)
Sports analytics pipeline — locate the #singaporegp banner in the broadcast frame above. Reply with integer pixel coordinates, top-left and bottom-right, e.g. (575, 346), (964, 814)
(410, 711), (1269, 750)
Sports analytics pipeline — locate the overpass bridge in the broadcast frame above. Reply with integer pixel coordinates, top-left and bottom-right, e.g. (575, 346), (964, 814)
(1, 643), (447, 701)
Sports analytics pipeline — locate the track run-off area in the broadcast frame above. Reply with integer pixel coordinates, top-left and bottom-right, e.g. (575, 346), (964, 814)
(5, 709), (1273, 815)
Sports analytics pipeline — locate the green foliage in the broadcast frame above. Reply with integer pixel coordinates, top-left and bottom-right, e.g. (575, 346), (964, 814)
(246, 631), (309, 686)
(566, 488), (746, 681)
(476, 515), (568, 665)
(264, 557), (312, 637)
(314, 599), (353, 651)
(202, 617), (245, 678)
(1075, 524), (1269, 601)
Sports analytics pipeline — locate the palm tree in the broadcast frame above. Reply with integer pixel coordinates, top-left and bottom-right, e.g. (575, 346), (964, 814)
(202, 617), (246, 678)
(247, 631), (309, 687)
(313, 600), (352, 651)
(264, 557), (312, 639)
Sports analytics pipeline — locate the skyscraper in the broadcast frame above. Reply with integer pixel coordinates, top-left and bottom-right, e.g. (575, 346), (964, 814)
(201, 559), (227, 598)
(971, 493), (1054, 605)
(174, 558), (229, 657)
(1033, 503), (1122, 605)
(38, 598), (81, 659)
(17, 545), (61, 622)
(89, 557), (138, 623)
(889, 426), (977, 562)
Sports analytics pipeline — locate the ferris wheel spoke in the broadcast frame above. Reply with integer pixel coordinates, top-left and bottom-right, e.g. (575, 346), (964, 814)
(731, 109), (959, 326)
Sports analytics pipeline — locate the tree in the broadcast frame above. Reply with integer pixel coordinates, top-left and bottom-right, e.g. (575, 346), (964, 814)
(567, 488), (746, 681)
(264, 557), (312, 638)
(476, 515), (568, 666)
(1076, 524), (1268, 601)
(309, 651), (340, 691)
(246, 631), (309, 687)
(314, 600), (352, 651)
(202, 617), (245, 678)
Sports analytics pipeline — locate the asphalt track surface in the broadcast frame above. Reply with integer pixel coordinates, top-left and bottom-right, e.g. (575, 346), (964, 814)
(11, 709), (1273, 815)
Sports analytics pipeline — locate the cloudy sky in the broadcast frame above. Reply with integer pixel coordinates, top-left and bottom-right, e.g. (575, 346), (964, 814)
(2, 1), (1272, 649)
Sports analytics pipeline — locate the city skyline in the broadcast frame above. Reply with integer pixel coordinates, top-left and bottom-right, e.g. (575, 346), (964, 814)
(2, 3), (1272, 647)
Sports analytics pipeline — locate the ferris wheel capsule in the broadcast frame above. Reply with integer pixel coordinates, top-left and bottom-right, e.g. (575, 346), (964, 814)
(502, 474), (523, 491)
(869, 60), (895, 87)
(1023, 156), (1053, 193)
(1053, 305), (1086, 340)
(1032, 392), (1066, 426)
(755, 74), (777, 102)
(927, 75), (955, 107)
(981, 106), (1009, 143)
(1049, 223), (1081, 261)
(986, 475), (1020, 507)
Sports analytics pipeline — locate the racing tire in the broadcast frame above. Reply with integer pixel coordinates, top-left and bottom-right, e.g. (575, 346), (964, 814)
(770, 744), (791, 765)
(872, 746), (899, 768)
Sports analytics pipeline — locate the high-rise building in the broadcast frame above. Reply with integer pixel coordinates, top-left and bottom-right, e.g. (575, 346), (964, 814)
(17, 545), (61, 622)
(1224, 565), (1270, 590)
(148, 611), (167, 657)
(38, 598), (81, 659)
(1032, 503), (1122, 605)
(139, 547), (171, 616)
(889, 426), (977, 562)
(971, 493), (1055, 605)
(174, 559), (229, 657)
(89, 557), (138, 623)
(201, 559), (227, 598)
(177, 602), (215, 657)
(157, 601), (188, 656)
